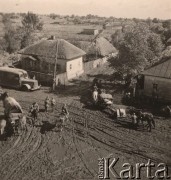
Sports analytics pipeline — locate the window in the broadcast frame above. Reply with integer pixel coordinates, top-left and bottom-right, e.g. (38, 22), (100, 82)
(6, 73), (19, 82)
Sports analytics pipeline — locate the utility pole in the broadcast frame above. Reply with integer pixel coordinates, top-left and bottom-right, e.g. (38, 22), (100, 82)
(53, 40), (59, 91)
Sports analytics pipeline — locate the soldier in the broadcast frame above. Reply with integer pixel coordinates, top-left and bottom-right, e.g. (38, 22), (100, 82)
(61, 104), (69, 120)
(51, 97), (56, 112)
(44, 96), (50, 112)
(30, 102), (39, 126)
(132, 113), (138, 129)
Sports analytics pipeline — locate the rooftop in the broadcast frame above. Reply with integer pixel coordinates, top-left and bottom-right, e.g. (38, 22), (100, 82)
(19, 39), (86, 61)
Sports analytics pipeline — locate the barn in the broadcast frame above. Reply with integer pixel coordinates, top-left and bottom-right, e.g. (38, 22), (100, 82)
(141, 57), (171, 102)
(18, 38), (86, 85)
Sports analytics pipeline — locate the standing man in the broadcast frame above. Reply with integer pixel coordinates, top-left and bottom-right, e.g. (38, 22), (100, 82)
(51, 97), (56, 112)
(30, 102), (39, 126)
(44, 96), (50, 112)
(61, 104), (69, 120)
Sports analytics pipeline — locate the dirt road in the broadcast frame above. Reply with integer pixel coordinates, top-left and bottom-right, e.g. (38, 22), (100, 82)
(0, 88), (170, 179)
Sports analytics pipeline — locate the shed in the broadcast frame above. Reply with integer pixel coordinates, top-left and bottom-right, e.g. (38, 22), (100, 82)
(83, 28), (99, 35)
(141, 57), (171, 102)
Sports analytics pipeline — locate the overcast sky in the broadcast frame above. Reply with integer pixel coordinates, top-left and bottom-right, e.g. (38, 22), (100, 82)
(0, 0), (171, 19)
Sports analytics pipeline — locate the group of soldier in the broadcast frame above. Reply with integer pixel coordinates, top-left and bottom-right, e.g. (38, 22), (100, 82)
(29, 96), (69, 126)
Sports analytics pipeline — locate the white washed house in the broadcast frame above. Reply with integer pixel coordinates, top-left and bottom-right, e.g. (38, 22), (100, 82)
(18, 38), (86, 84)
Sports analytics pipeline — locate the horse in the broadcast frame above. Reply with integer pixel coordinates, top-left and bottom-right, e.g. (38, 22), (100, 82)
(0, 92), (23, 118)
(137, 111), (155, 132)
(0, 92), (27, 135)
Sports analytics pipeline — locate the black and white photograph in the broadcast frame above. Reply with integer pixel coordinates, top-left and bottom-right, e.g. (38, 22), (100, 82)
(0, 0), (170, 179)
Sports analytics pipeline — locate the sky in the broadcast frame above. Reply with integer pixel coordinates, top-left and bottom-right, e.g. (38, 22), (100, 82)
(0, 0), (171, 19)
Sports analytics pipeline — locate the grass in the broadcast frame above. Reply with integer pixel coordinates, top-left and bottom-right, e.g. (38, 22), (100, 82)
(0, 15), (119, 42)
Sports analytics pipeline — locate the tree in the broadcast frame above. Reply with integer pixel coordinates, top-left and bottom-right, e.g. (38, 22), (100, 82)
(162, 20), (171, 30)
(2, 12), (43, 53)
(152, 18), (159, 23)
(146, 18), (153, 26)
(150, 23), (164, 34)
(3, 27), (22, 53)
(109, 23), (164, 79)
(2, 13), (12, 29)
(111, 29), (124, 48)
(20, 31), (35, 49)
(22, 12), (43, 33)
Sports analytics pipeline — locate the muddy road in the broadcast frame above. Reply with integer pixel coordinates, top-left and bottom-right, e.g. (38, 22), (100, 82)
(0, 88), (171, 179)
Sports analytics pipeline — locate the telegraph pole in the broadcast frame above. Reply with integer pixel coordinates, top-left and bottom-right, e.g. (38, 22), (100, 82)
(53, 40), (59, 91)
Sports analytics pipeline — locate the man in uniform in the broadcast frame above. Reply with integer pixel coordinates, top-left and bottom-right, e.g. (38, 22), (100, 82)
(44, 96), (50, 112)
(61, 104), (69, 120)
(30, 102), (39, 126)
(51, 97), (56, 112)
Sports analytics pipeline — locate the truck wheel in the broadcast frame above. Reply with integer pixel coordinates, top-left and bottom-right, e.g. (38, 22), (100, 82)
(21, 85), (30, 91)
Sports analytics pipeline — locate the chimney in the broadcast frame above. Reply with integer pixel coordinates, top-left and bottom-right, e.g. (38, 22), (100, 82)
(51, 35), (56, 40)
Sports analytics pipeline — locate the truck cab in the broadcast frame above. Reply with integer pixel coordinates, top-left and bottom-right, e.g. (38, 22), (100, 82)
(0, 66), (41, 91)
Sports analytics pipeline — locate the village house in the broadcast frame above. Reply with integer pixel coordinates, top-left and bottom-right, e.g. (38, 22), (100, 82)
(82, 28), (99, 35)
(140, 57), (171, 102)
(89, 37), (118, 58)
(80, 37), (118, 61)
(18, 38), (86, 85)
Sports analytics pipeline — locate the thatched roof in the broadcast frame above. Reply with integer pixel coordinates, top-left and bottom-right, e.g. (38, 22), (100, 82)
(18, 39), (86, 61)
(142, 57), (171, 78)
(95, 37), (117, 56)
(78, 37), (117, 57)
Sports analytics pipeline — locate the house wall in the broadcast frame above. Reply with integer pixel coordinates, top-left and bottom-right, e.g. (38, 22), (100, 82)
(21, 57), (67, 74)
(21, 58), (53, 74)
(83, 55), (115, 72)
(66, 57), (84, 79)
(144, 75), (171, 102)
(21, 56), (84, 84)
